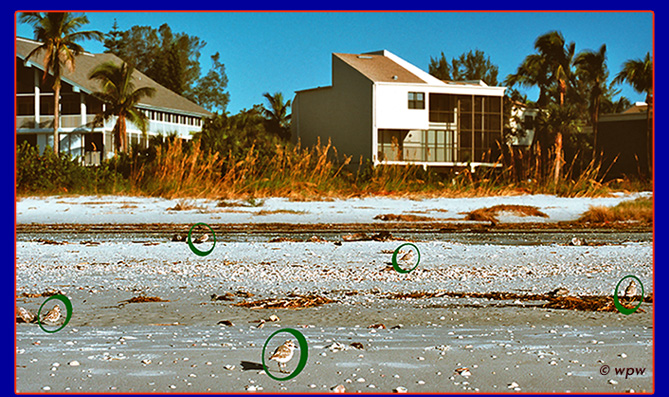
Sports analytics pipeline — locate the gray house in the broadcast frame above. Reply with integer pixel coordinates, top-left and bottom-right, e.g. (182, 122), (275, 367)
(16, 36), (212, 164)
(292, 50), (506, 170)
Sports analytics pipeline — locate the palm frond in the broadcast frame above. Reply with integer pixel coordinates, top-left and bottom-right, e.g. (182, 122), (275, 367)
(88, 60), (157, 152)
(18, 12), (43, 25)
(125, 108), (150, 133)
(127, 86), (156, 104)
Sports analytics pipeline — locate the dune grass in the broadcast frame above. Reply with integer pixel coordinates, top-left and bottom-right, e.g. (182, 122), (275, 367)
(17, 139), (652, 199)
(127, 139), (642, 200)
(465, 205), (549, 223)
(578, 197), (653, 223)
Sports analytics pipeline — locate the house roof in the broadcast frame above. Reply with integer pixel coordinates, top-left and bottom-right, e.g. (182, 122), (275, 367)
(334, 53), (427, 84)
(16, 37), (212, 117)
(441, 79), (489, 87)
(622, 102), (648, 114)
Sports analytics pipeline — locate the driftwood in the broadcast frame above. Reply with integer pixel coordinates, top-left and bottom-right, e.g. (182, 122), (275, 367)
(374, 214), (436, 222)
(123, 295), (168, 303)
(233, 294), (336, 310)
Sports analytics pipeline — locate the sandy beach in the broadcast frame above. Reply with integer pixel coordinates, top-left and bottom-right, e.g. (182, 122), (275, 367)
(15, 194), (654, 394)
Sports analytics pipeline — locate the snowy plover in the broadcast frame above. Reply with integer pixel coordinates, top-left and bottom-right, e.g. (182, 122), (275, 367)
(269, 340), (297, 373)
(624, 280), (637, 299)
(398, 250), (414, 262)
(194, 234), (209, 244)
(547, 287), (569, 297)
(41, 305), (61, 324)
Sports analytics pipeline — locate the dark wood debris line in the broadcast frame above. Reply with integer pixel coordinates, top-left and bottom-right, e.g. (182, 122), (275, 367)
(16, 221), (651, 235)
(385, 291), (653, 313)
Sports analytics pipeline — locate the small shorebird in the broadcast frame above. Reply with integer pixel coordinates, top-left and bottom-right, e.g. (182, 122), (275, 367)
(624, 280), (637, 299)
(17, 307), (35, 323)
(269, 340), (296, 373)
(41, 305), (61, 324)
(547, 287), (569, 298)
(399, 250), (414, 262)
(194, 234), (209, 244)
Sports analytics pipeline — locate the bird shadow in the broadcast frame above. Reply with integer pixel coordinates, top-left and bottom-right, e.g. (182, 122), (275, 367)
(240, 361), (264, 371)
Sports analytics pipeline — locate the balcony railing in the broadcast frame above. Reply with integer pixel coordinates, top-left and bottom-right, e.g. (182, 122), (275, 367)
(17, 113), (200, 138)
(61, 115), (82, 129)
(16, 115), (54, 129)
(146, 120), (200, 139)
(16, 115), (100, 130)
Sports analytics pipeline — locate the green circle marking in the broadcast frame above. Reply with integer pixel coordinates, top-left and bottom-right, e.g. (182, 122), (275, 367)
(187, 222), (216, 257)
(613, 275), (644, 315)
(37, 294), (72, 333)
(261, 328), (308, 381)
(392, 243), (421, 274)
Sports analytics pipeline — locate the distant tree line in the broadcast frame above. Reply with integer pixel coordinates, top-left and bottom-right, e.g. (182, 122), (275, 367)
(102, 20), (292, 151)
(103, 20), (230, 114)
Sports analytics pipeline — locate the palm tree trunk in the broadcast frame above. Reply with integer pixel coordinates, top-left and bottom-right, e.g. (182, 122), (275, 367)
(534, 141), (541, 181)
(592, 94), (600, 163)
(553, 80), (566, 186)
(53, 83), (60, 154)
(553, 132), (562, 185)
(120, 115), (127, 153)
(646, 95), (652, 177)
(592, 112), (598, 162)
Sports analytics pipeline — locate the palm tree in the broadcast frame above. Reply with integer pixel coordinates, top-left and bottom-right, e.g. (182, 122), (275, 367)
(261, 92), (291, 140)
(574, 44), (608, 161)
(88, 61), (156, 153)
(613, 52), (653, 174)
(19, 12), (103, 154)
(600, 95), (632, 115)
(506, 31), (576, 184)
(506, 53), (551, 107)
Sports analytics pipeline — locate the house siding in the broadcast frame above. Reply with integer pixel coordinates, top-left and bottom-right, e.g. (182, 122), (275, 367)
(292, 55), (373, 165)
(375, 84), (429, 130)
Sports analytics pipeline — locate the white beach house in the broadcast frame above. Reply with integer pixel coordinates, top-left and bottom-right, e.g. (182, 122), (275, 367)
(291, 50), (507, 170)
(16, 36), (212, 164)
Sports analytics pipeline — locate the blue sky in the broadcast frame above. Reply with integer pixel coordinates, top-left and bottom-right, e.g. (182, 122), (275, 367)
(16, 11), (653, 115)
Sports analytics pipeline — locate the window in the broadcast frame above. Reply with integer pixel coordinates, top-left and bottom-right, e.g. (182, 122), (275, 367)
(408, 92), (425, 109)
(40, 96), (54, 115)
(429, 94), (457, 123)
(16, 60), (34, 93)
(378, 129), (404, 161)
(87, 97), (103, 115)
(61, 93), (80, 115)
(524, 115), (535, 130)
(17, 96), (34, 116)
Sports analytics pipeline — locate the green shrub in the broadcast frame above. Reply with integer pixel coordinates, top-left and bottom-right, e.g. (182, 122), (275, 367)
(16, 142), (128, 195)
